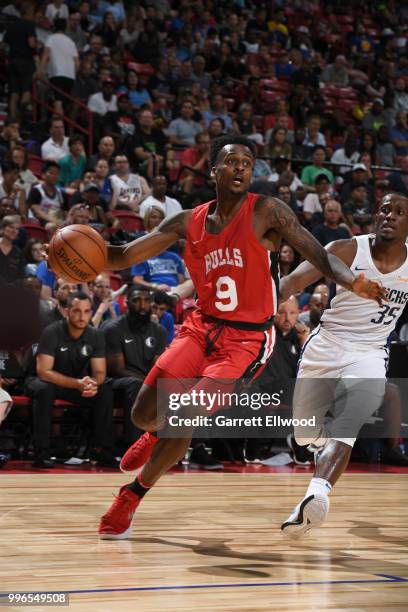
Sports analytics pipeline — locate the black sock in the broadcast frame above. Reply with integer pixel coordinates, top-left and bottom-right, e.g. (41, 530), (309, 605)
(127, 476), (151, 497)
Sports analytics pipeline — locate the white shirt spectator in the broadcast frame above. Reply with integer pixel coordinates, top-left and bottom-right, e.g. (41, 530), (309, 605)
(267, 172), (303, 192)
(45, 33), (78, 79)
(303, 193), (323, 216)
(167, 118), (202, 146)
(331, 148), (360, 176)
(41, 136), (69, 161)
(110, 173), (150, 210)
(139, 195), (182, 218)
(303, 130), (326, 147)
(45, 3), (69, 23)
(88, 92), (118, 116)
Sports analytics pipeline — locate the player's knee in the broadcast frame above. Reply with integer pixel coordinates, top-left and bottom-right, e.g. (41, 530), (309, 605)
(131, 404), (158, 431)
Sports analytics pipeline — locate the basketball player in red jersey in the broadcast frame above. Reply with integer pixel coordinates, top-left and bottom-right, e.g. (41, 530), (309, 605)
(98, 135), (384, 539)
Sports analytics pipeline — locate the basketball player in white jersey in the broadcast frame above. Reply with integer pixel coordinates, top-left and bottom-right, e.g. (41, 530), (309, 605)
(109, 154), (151, 213)
(279, 193), (408, 539)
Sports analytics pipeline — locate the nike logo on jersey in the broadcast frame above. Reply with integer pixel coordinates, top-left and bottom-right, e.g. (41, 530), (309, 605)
(60, 347), (68, 352)
(355, 266), (369, 271)
(125, 339), (133, 343)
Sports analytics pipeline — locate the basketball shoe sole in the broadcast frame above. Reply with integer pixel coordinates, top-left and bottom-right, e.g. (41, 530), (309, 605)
(281, 494), (329, 540)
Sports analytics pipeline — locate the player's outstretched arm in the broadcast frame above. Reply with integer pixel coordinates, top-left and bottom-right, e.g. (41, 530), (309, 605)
(264, 198), (385, 304)
(279, 239), (355, 301)
(106, 210), (191, 270)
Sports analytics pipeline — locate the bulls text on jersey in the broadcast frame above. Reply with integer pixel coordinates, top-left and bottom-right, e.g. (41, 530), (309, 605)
(205, 248), (243, 275)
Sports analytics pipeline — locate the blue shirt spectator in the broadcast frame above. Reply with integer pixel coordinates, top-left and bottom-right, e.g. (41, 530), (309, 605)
(36, 260), (55, 291)
(131, 251), (186, 289)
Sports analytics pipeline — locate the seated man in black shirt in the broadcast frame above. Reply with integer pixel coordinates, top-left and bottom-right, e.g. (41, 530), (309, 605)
(104, 285), (167, 447)
(312, 199), (351, 246)
(25, 291), (116, 468)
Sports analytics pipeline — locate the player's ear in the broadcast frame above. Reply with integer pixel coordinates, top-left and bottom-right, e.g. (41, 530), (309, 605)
(210, 166), (216, 180)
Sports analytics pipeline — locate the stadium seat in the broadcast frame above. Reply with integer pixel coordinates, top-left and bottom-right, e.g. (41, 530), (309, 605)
(111, 211), (144, 232)
(21, 222), (47, 241)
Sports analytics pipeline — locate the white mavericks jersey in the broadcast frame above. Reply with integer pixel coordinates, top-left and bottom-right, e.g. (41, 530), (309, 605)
(321, 234), (408, 348)
(110, 173), (143, 207)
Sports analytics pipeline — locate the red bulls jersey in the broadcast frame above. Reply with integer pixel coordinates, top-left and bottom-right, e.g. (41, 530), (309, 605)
(184, 192), (278, 323)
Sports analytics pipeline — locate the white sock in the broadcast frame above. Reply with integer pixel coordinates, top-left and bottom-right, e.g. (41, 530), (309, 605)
(306, 477), (332, 499)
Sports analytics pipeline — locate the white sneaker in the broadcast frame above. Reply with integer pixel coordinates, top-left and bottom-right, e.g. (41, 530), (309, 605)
(281, 494), (329, 540)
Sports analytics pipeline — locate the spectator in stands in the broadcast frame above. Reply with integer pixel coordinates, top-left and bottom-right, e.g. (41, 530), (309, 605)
(139, 175), (182, 218)
(71, 58), (98, 104)
(192, 55), (212, 91)
(340, 162), (375, 208)
(167, 100), (202, 147)
(25, 291), (117, 468)
(94, 158), (113, 205)
(0, 216), (25, 283)
(0, 119), (22, 161)
(394, 78), (408, 113)
(45, 0), (69, 24)
(118, 70), (152, 110)
(232, 104), (262, 145)
(89, 136), (116, 171)
(376, 125), (396, 167)
(303, 115), (326, 148)
(0, 161), (27, 219)
(279, 244), (296, 278)
(321, 54), (349, 86)
(360, 130), (377, 161)
(202, 94), (233, 131)
(66, 11), (87, 51)
(104, 284), (167, 446)
(24, 238), (44, 276)
(109, 154), (151, 212)
(208, 117), (225, 140)
(41, 117), (69, 162)
(131, 242), (187, 291)
(130, 108), (168, 179)
(389, 110), (408, 156)
(362, 98), (392, 131)
(330, 136), (360, 177)
(302, 174), (332, 223)
(267, 127), (292, 161)
(151, 290), (175, 344)
(38, 18), (79, 116)
(299, 289), (327, 331)
(64, 202), (91, 227)
(179, 132), (211, 194)
(91, 273), (121, 328)
(28, 160), (64, 225)
(4, 2), (37, 119)
(343, 183), (374, 234)
(41, 277), (78, 326)
(104, 92), (135, 138)
(58, 136), (86, 188)
(301, 146), (334, 187)
(312, 199), (351, 246)
(276, 184), (298, 215)
(87, 75), (118, 118)
(386, 155), (408, 195)
(10, 146), (38, 198)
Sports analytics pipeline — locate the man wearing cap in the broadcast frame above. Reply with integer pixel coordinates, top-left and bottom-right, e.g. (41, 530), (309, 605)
(340, 162), (375, 208)
(103, 285), (167, 447)
(362, 98), (392, 131)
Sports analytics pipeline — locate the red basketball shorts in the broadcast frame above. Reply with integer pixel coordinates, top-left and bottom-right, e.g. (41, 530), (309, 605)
(144, 310), (275, 406)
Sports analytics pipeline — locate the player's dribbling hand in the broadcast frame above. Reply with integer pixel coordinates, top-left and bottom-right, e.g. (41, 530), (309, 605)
(351, 273), (387, 305)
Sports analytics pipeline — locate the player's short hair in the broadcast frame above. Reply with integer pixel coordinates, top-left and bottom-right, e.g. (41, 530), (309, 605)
(67, 291), (91, 307)
(210, 135), (257, 167)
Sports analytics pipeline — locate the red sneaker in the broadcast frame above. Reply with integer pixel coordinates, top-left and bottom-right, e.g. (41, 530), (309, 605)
(120, 432), (158, 473)
(98, 484), (141, 540)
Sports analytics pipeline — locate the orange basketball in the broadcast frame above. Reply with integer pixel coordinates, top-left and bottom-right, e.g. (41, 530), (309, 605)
(48, 224), (107, 283)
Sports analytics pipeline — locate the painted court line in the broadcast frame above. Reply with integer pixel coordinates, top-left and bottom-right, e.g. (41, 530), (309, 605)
(1, 574), (407, 598)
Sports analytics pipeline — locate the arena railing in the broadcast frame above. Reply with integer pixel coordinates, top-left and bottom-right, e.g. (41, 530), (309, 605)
(32, 75), (94, 155)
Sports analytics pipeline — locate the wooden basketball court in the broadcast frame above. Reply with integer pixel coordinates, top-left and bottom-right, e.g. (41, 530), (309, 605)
(1, 472), (408, 611)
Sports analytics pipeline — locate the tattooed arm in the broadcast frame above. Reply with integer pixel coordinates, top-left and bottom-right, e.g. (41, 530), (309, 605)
(260, 197), (385, 303)
(106, 210), (191, 270)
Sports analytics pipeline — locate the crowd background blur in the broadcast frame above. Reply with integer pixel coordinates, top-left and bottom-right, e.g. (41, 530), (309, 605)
(0, 0), (407, 469)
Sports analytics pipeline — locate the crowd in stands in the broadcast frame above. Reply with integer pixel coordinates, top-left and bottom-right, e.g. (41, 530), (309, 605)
(0, 0), (408, 468)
